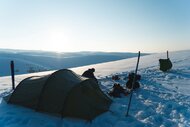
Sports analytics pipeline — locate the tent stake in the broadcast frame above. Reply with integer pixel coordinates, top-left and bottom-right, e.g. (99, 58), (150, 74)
(126, 51), (140, 116)
(10, 60), (15, 90)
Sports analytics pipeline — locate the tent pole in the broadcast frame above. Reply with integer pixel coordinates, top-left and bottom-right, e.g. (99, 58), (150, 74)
(10, 60), (15, 90)
(126, 51), (141, 116)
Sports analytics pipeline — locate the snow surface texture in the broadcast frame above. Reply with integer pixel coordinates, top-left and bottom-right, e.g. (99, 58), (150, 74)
(0, 50), (190, 127)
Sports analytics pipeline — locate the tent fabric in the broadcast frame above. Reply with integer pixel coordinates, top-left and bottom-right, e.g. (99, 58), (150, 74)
(6, 69), (112, 120)
(159, 58), (172, 72)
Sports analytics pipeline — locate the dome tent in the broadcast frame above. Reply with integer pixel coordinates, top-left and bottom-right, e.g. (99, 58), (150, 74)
(5, 69), (112, 120)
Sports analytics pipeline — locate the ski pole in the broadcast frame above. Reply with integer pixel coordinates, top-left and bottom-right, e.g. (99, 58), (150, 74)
(126, 51), (140, 116)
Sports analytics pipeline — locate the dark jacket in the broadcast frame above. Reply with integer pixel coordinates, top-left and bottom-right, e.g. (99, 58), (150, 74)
(82, 69), (97, 82)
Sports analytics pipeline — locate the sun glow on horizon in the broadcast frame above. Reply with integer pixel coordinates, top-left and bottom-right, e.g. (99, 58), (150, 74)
(0, 0), (189, 53)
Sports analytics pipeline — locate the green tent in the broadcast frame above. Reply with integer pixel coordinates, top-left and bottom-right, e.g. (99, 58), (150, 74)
(5, 69), (112, 120)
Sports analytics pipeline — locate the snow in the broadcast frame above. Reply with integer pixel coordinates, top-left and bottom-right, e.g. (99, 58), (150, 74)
(0, 50), (190, 127)
(0, 49), (145, 76)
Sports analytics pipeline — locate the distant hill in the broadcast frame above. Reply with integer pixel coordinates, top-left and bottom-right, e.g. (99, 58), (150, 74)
(0, 49), (149, 76)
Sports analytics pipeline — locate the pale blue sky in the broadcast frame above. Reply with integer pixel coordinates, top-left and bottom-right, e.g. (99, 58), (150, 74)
(0, 0), (189, 53)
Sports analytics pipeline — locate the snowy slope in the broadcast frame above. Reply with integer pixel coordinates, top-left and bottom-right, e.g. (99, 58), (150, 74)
(0, 49), (146, 76)
(0, 50), (190, 127)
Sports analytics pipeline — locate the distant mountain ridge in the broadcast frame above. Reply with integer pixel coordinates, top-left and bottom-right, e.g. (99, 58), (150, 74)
(0, 49), (149, 76)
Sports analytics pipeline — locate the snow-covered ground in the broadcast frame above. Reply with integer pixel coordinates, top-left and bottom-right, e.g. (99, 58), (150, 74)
(0, 49), (145, 76)
(0, 50), (190, 127)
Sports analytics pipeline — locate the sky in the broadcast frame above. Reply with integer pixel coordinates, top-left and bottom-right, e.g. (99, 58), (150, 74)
(0, 0), (189, 53)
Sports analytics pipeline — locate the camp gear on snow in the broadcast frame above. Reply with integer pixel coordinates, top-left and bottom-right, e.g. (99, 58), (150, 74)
(108, 83), (128, 98)
(112, 75), (120, 80)
(159, 59), (172, 72)
(126, 73), (141, 90)
(159, 51), (172, 72)
(126, 80), (140, 90)
(128, 73), (141, 81)
(126, 51), (141, 116)
(4, 69), (112, 120)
